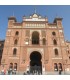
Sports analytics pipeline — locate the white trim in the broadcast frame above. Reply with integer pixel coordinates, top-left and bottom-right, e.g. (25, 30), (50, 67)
(59, 30), (63, 32)
(8, 29), (11, 32)
(24, 18), (46, 21)
(52, 58), (62, 59)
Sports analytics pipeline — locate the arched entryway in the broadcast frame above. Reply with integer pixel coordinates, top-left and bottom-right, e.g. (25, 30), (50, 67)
(30, 51), (42, 74)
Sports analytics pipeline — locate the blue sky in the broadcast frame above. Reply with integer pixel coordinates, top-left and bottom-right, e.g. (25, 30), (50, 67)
(0, 5), (70, 41)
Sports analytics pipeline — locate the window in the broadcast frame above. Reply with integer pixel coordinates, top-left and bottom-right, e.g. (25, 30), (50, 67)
(59, 63), (62, 71)
(14, 63), (17, 70)
(53, 39), (57, 45)
(54, 63), (58, 71)
(13, 48), (17, 55)
(9, 63), (13, 70)
(14, 39), (18, 45)
(43, 38), (46, 45)
(52, 32), (56, 36)
(32, 31), (39, 44)
(69, 56), (70, 59)
(15, 31), (19, 36)
(68, 51), (69, 54)
(54, 49), (58, 56)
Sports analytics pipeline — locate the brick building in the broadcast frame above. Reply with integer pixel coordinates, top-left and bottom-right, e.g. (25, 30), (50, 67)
(1, 12), (70, 74)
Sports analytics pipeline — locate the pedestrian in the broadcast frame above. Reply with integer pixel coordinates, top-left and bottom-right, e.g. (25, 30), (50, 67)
(59, 69), (62, 75)
(4, 68), (6, 75)
(1, 69), (4, 75)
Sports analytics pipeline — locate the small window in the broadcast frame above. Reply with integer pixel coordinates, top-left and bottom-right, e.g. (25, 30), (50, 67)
(9, 63), (13, 70)
(54, 49), (58, 56)
(53, 39), (57, 45)
(14, 39), (18, 45)
(13, 48), (17, 55)
(69, 56), (70, 59)
(68, 51), (69, 54)
(52, 32), (56, 36)
(15, 31), (19, 36)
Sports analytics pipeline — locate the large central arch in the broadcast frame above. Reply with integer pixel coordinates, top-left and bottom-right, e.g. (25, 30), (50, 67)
(30, 51), (42, 74)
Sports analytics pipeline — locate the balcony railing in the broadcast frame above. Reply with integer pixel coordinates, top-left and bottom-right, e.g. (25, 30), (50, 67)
(25, 39), (47, 46)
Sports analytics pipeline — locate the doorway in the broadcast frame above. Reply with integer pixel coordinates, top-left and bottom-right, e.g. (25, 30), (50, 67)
(30, 51), (42, 74)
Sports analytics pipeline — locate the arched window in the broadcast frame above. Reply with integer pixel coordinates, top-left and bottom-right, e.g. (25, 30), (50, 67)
(54, 63), (58, 71)
(14, 63), (17, 70)
(54, 49), (58, 56)
(32, 31), (39, 44)
(13, 48), (17, 55)
(59, 63), (62, 71)
(14, 39), (18, 45)
(43, 38), (46, 45)
(52, 32), (56, 36)
(68, 50), (69, 54)
(15, 31), (19, 36)
(9, 63), (13, 70)
(53, 39), (57, 45)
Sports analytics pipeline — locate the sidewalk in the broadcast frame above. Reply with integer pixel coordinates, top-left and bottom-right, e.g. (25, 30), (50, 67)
(0, 71), (70, 75)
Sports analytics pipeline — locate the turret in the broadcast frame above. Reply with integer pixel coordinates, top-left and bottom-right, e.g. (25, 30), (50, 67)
(8, 16), (17, 28)
(54, 17), (63, 28)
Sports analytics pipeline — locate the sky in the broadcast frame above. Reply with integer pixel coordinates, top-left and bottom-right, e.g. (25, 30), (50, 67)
(0, 5), (70, 41)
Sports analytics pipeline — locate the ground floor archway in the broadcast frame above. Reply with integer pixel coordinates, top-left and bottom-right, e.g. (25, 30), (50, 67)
(30, 51), (42, 74)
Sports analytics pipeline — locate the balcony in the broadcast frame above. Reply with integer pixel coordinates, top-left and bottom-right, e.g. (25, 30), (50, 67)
(25, 39), (46, 46)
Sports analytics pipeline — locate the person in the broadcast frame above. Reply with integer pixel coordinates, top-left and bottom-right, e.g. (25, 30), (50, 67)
(4, 68), (6, 75)
(23, 72), (26, 75)
(8, 69), (11, 75)
(13, 68), (17, 74)
(9, 68), (13, 75)
(1, 69), (4, 75)
(27, 71), (30, 75)
(59, 69), (62, 75)
(1, 67), (6, 75)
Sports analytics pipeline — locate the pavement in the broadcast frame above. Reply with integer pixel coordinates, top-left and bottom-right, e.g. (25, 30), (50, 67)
(0, 71), (70, 75)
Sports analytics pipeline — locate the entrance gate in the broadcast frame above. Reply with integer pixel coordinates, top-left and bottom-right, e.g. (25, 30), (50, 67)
(30, 51), (42, 74)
